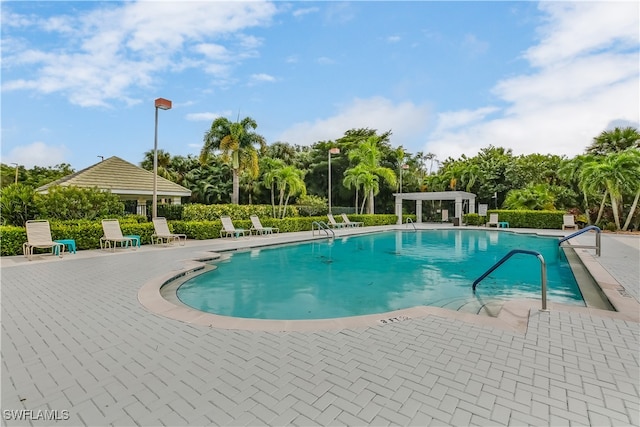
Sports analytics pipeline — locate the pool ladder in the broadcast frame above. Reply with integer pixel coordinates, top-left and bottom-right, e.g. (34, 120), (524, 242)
(558, 225), (601, 256)
(472, 249), (548, 311)
(312, 221), (335, 238)
(405, 218), (417, 231)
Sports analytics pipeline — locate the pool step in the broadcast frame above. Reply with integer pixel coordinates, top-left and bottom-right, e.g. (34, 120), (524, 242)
(437, 298), (505, 317)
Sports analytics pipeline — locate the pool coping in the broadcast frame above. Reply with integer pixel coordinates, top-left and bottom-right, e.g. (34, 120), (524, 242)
(138, 226), (640, 333)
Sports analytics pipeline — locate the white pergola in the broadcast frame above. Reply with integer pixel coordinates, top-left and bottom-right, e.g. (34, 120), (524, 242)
(394, 191), (477, 224)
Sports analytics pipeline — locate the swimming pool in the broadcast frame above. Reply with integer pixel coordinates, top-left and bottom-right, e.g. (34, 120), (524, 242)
(176, 230), (584, 320)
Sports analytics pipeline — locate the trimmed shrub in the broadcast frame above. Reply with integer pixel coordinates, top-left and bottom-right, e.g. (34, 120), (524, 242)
(463, 213), (484, 226)
(0, 214), (402, 256)
(0, 226), (27, 256)
(182, 204), (298, 221)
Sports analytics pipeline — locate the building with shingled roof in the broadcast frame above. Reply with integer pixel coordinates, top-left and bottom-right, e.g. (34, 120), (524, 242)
(36, 156), (191, 216)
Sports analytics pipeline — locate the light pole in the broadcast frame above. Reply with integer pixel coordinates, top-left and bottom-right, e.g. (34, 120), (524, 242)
(10, 163), (18, 184)
(328, 147), (340, 214)
(153, 97), (172, 219)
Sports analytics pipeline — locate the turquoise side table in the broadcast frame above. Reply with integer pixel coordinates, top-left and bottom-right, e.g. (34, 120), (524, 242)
(53, 239), (76, 255)
(124, 235), (141, 248)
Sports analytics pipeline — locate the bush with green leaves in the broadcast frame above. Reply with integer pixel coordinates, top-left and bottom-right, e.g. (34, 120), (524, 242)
(38, 186), (124, 221)
(463, 213), (484, 226)
(295, 194), (328, 217)
(157, 204), (184, 221)
(182, 204), (298, 221)
(0, 183), (39, 226)
(0, 213), (402, 256)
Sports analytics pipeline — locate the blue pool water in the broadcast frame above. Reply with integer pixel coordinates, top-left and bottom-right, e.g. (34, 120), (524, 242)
(177, 230), (584, 320)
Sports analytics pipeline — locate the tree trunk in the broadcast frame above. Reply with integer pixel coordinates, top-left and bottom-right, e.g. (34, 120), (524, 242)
(611, 193), (621, 230)
(278, 186), (286, 218)
(595, 190), (608, 225)
(622, 190), (640, 231)
(360, 194), (368, 215)
(367, 189), (375, 214)
(282, 193), (291, 219)
(232, 168), (239, 204)
(271, 184), (276, 218)
(354, 188), (359, 213)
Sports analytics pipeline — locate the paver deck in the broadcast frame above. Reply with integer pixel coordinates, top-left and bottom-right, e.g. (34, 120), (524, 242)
(1, 225), (638, 426)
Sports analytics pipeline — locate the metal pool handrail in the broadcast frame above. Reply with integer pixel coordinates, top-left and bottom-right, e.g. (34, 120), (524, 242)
(472, 249), (548, 311)
(312, 221), (335, 238)
(558, 225), (601, 256)
(405, 218), (416, 231)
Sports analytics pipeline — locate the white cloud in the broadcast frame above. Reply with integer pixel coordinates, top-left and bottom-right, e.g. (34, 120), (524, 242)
(277, 97), (431, 150)
(293, 7), (319, 18)
(423, 1), (640, 161)
(316, 57), (335, 65)
(387, 35), (401, 43)
(185, 112), (219, 122)
(4, 142), (68, 168)
(249, 73), (277, 84)
(2, 2), (278, 107)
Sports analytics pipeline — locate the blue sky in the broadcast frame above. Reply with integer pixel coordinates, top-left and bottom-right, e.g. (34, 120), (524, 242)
(2, 1), (638, 171)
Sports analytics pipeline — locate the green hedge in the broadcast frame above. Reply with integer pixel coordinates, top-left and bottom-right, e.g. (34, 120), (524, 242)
(182, 204), (298, 221)
(0, 214), (401, 256)
(463, 210), (565, 229)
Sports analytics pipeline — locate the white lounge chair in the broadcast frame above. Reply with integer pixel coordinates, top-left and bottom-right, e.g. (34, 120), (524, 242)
(250, 215), (279, 235)
(220, 216), (248, 238)
(562, 214), (578, 230)
(100, 219), (135, 251)
(152, 217), (187, 245)
(23, 220), (64, 261)
(327, 213), (347, 229)
(341, 213), (363, 227)
(486, 213), (499, 228)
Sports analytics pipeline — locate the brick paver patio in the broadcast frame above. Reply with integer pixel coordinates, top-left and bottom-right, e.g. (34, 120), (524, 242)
(1, 226), (638, 426)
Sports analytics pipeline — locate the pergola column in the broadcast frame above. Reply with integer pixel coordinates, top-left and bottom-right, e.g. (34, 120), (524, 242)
(455, 197), (463, 219)
(136, 199), (147, 217)
(395, 196), (403, 224)
(416, 200), (423, 223)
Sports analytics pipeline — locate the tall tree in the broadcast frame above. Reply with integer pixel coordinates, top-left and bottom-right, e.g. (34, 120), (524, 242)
(586, 127), (640, 156)
(200, 116), (266, 204)
(346, 136), (396, 214)
(269, 165), (307, 219)
(580, 149), (640, 230)
(343, 164), (368, 212)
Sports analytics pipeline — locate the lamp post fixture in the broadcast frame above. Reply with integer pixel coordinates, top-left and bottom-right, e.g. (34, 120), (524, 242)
(153, 97), (172, 219)
(328, 147), (340, 214)
(10, 163), (18, 184)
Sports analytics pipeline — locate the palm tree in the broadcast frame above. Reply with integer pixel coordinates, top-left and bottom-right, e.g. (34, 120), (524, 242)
(141, 149), (174, 181)
(586, 127), (640, 156)
(271, 165), (307, 219)
(580, 149), (640, 229)
(200, 116), (266, 204)
(357, 172), (383, 215)
(262, 158), (286, 217)
(347, 136), (396, 214)
(343, 164), (368, 212)
(503, 184), (556, 210)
